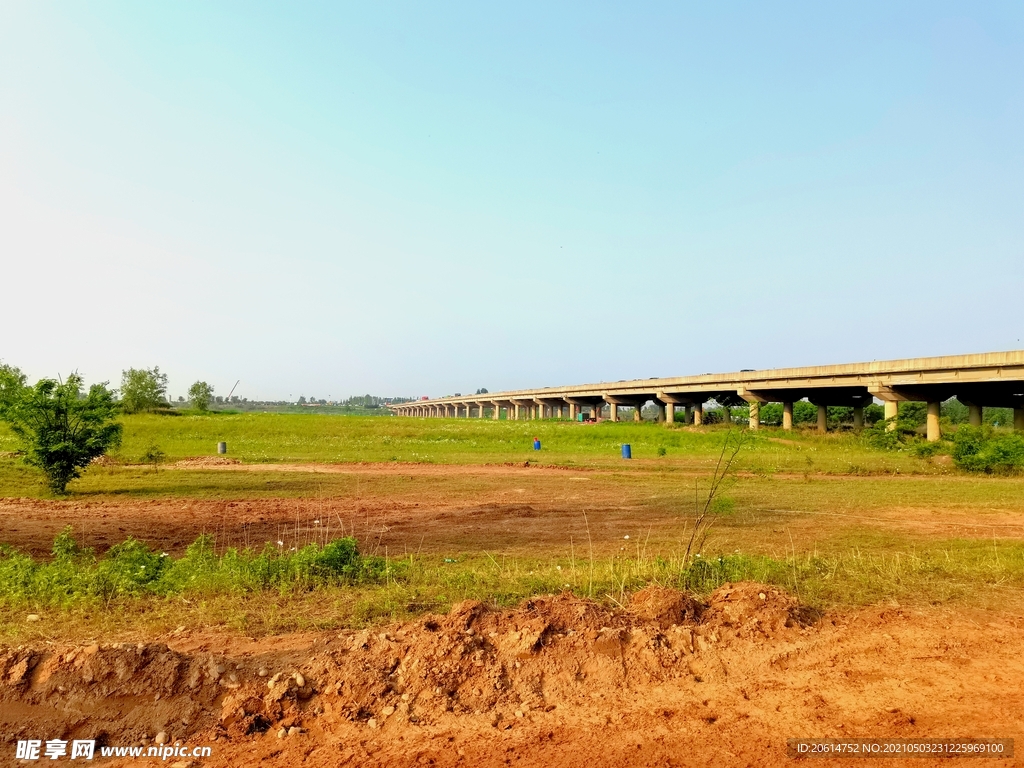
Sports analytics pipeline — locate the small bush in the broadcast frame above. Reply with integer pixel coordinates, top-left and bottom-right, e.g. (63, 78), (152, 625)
(952, 426), (1024, 473)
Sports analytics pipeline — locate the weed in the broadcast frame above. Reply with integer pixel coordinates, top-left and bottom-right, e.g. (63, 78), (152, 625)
(0, 528), (397, 609)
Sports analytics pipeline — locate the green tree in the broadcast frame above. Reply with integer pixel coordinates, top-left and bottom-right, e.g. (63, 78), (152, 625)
(0, 362), (27, 412)
(188, 381), (214, 412)
(120, 367), (169, 413)
(0, 373), (122, 494)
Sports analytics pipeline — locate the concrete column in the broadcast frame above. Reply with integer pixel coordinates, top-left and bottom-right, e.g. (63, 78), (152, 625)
(721, 406), (731, 425)
(609, 403), (618, 422)
(693, 403), (703, 426)
(492, 403), (501, 421)
(511, 403), (518, 420)
(1014, 407), (1024, 432)
(853, 407), (864, 430)
(569, 403), (578, 420)
(685, 405), (693, 424)
(884, 400), (899, 431)
(633, 403), (643, 422)
(926, 401), (941, 442)
(782, 402), (794, 430)
(748, 401), (760, 430)
(969, 405), (983, 427)
(817, 405), (828, 433)
(592, 404), (602, 420)
(665, 403), (674, 425)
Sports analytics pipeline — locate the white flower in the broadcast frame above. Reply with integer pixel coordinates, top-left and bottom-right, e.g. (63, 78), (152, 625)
(277, 540), (284, 546)
(623, 535), (630, 540)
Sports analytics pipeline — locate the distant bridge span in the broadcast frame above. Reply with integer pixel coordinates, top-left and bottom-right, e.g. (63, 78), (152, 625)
(388, 350), (1024, 442)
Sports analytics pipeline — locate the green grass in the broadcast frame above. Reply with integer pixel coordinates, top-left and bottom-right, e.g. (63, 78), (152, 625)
(0, 528), (395, 609)
(4, 529), (1023, 643)
(0, 412), (949, 499)
(2, 412), (1023, 643)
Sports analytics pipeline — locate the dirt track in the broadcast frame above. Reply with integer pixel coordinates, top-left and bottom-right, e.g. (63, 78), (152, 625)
(2, 583), (1021, 767)
(4, 461), (1024, 563)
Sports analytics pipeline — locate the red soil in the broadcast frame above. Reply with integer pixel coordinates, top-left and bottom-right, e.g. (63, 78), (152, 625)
(2, 583), (1020, 767)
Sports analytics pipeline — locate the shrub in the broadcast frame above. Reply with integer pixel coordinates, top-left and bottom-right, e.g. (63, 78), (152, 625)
(0, 374), (122, 494)
(952, 426), (1024, 473)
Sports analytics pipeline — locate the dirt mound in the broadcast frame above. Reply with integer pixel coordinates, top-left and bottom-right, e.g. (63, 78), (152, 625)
(628, 585), (704, 628)
(173, 457), (242, 468)
(4, 586), (1022, 767)
(0, 584), (796, 753)
(704, 581), (815, 638)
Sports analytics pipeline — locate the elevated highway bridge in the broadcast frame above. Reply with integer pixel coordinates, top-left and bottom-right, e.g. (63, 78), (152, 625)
(389, 351), (1024, 442)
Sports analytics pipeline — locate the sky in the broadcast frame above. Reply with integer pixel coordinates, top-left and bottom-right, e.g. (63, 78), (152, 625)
(1, 2), (1022, 401)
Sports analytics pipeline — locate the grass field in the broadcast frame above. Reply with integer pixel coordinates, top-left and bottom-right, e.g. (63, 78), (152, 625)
(2, 412), (1023, 643)
(0, 412), (947, 494)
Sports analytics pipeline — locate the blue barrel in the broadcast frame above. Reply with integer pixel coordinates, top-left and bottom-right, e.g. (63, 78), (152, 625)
(533, 438), (541, 450)
(621, 444), (631, 459)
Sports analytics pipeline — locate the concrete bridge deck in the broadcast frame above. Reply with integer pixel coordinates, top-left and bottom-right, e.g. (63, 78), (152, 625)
(389, 350), (1024, 441)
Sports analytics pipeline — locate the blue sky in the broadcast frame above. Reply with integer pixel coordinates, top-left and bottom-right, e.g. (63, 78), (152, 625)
(1, 2), (1022, 400)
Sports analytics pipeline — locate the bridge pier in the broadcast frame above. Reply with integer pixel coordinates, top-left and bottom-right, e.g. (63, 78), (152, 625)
(927, 401), (941, 442)
(782, 402), (794, 430)
(633, 403), (643, 422)
(969, 405), (982, 426)
(609, 403), (618, 422)
(884, 401), (899, 430)
(693, 403), (703, 426)
(853, 406), (864, 430)
(748, 401), (760, 430)
(817, 405), (827, 433)
(665, 402), (674, 425)
(1015, 407), (1024, 432)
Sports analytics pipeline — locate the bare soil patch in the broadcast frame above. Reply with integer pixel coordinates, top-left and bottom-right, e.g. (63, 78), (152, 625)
(2, 584), (1020, 767)
(3, 462), (1024, 561)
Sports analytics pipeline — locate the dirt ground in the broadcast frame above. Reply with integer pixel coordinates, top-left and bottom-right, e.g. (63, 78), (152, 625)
(2, 462), (1023, 766)
(2, 583), (1021, 767)
(3, 462), (1024, 562)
